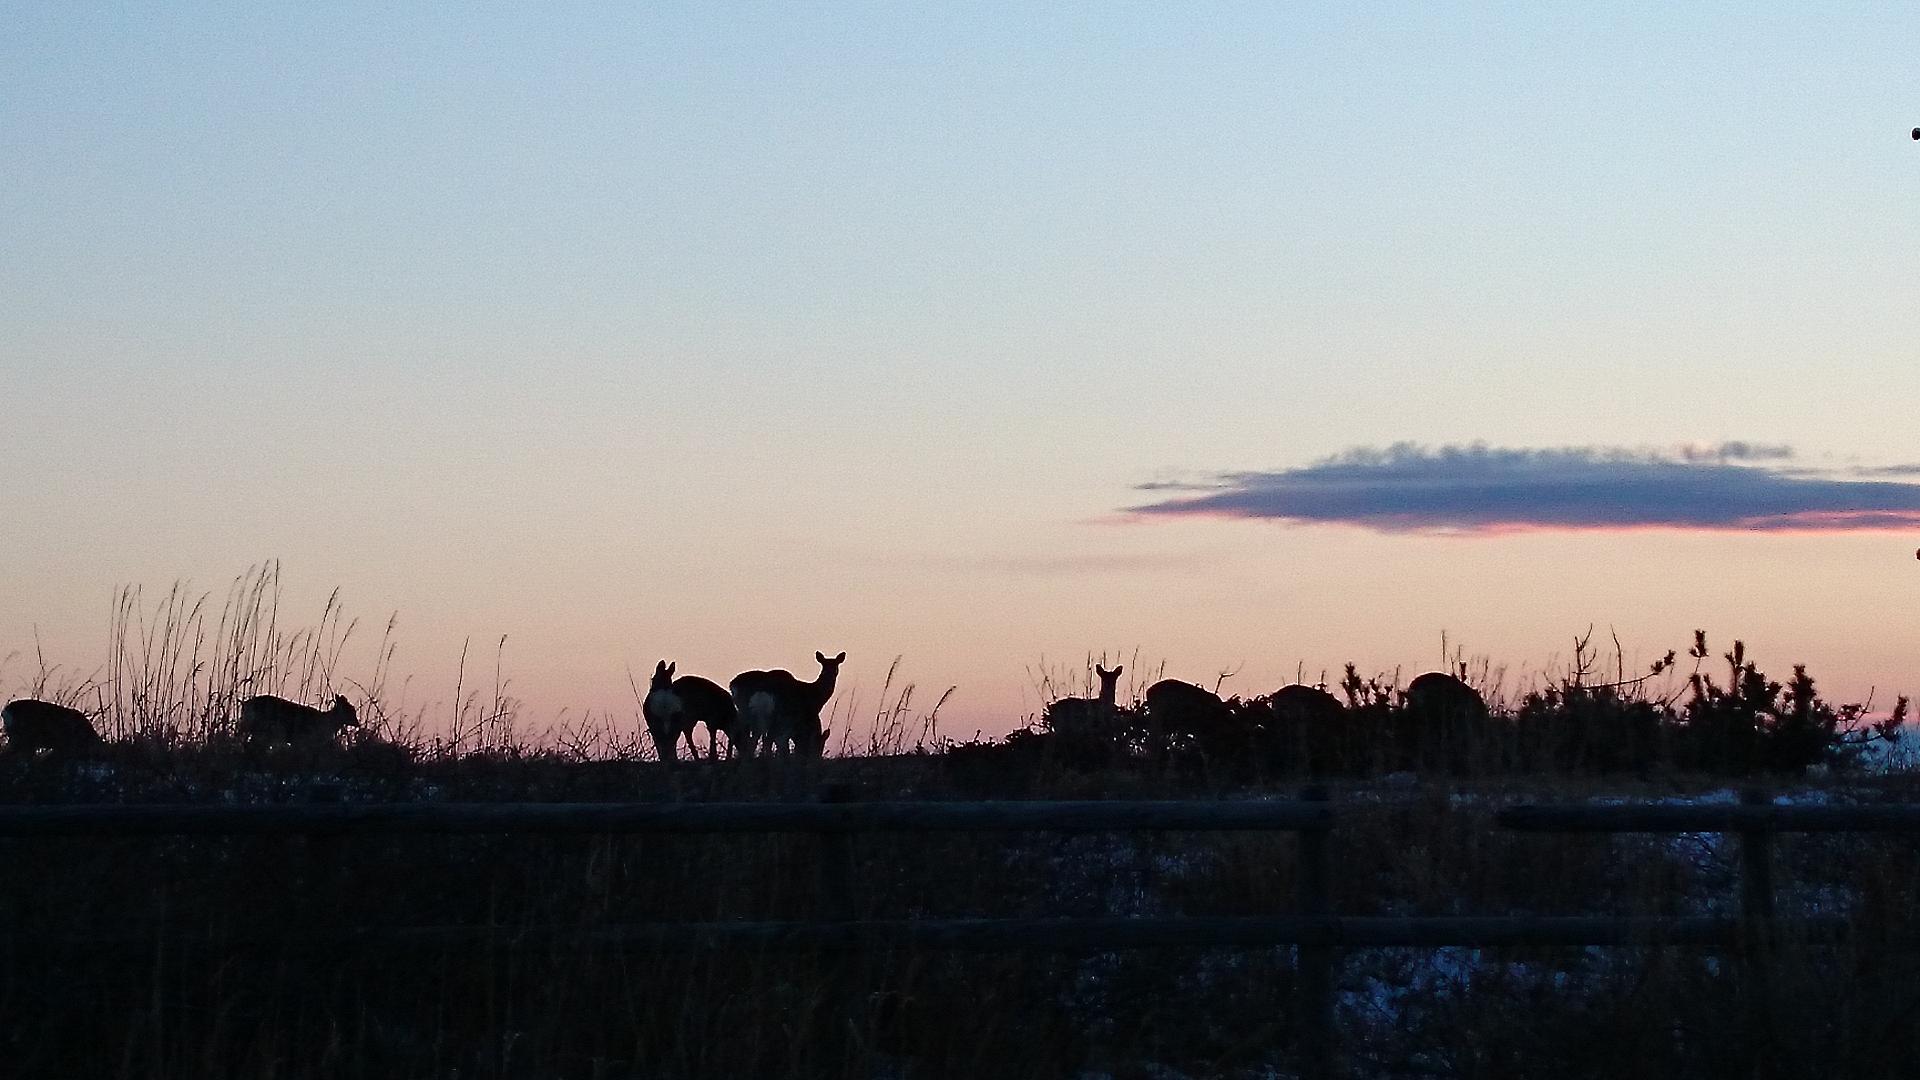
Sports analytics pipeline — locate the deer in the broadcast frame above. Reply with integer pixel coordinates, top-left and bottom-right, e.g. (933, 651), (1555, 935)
(237, 694), (359, 751)
(1145, 677), (1234, 738)
(729, 651), (844, 759)
(1405, 671), (1486, 721)
(1269, 684), (1345, 725)
(2, 698), (104, 757)
(1262, 683), (1347, 770)
(642, 660), (741, 763)
(1044, 664), (1123, 737)
(1404, 670), (1489, 772)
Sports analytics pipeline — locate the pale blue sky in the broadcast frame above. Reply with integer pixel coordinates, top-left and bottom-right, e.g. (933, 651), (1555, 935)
(4, 5), (1918, 732)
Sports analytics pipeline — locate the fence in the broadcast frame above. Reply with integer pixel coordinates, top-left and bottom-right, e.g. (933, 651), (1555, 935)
(3, 787), (1914, 1079)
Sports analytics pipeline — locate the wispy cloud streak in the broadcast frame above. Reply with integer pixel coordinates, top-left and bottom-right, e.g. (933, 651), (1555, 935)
(1129, 443), (1920, 535)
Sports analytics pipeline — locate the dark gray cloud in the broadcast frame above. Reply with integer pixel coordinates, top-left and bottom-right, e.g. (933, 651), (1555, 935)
(1129, 442), (1920, 535)
(1674, 441), (1795, 463)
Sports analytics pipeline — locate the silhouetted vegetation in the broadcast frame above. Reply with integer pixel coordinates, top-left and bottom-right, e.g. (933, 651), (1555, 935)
(979, 629), (1903, 785)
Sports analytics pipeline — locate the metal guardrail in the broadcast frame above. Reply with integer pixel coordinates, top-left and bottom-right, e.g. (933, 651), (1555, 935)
(1498, 801), (1920, 833)
(0, 797), (1332, 836)
(5, 787), (1914, 1080)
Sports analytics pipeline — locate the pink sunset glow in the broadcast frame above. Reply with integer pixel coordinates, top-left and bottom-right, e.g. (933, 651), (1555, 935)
(5, 8), (1919, 744)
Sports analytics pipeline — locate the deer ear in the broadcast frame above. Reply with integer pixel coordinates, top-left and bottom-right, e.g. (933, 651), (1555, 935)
(834, 652), (846, 663)
(668, 662), (676, 677)
(816, 651), (826, 663)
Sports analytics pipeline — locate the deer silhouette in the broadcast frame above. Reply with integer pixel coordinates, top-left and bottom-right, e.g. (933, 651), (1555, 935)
(238, 694), (359, 750)
(730, 651), (844, 759)
(1405, 671), (1486, 721)
(1145, 678), (1233, 738)
(1269, 684), (1345, 725)
(2, 698), (103, 757)
(1045, 664), (1123, 737)
(642, 660), (741, 763)
(1404, 670), (1489, 771)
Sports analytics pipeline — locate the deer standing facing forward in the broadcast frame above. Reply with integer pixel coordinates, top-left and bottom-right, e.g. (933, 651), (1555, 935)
(1045, 664), (1123, 737)
(730, 651), (844, 759)
(238, 694), (359, 750)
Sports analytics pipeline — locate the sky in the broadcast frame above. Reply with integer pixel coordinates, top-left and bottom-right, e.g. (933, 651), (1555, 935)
(4, 4), (1920, 740)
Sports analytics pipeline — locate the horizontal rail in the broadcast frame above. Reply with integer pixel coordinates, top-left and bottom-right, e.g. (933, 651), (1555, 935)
(0, 916), (1856, 954)
(1499, 803), (1920, 833)
(16, 799), (1917, 838)
(0, 799), (1332, 837)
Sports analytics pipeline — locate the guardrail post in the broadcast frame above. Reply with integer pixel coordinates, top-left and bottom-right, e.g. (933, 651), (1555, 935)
(299, 783), (347, 926)
(1738, 787), (1775, 1079)
(819, 783), (854, 918)
(1297, 785), (1337, 1080)
(817, 783), (857, 1072)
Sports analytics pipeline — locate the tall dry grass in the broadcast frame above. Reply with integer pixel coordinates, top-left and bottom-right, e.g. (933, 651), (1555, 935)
(5, 562), (389, 746)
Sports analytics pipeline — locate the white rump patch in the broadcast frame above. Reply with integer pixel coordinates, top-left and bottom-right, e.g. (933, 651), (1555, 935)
(743, 692), (778, 723)
(645, 688), (684, 720)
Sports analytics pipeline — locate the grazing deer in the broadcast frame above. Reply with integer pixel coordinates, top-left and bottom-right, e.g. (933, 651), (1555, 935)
(1405, 671), (1486, 721)
(1266, 683), (1348, 771)
(681, 674), (747, 760)
(642, 661), (741, 763)
(1405, 670), (1489, 771)
(1269, 684), (1345, 726)
(2, 698), (103, 757)
(1145, 678), (1233, 737)
(1044, 664), (1123, 737)
(730, 651), (845, 759)
(238, 694), (359, 750)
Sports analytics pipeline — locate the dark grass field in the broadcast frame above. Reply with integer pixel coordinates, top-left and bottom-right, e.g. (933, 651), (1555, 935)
(6, 742), (1920, 1080)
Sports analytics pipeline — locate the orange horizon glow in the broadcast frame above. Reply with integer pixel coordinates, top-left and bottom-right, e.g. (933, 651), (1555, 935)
(7, 526), (1916, 746)
(6, 8), (1920, 746)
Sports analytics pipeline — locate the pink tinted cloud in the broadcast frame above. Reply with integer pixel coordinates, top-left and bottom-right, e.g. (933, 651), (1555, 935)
(1130, 443), (1920, 536)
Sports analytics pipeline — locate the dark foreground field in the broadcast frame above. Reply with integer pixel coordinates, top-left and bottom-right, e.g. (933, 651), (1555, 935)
(5, 743), (1920, 1080)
